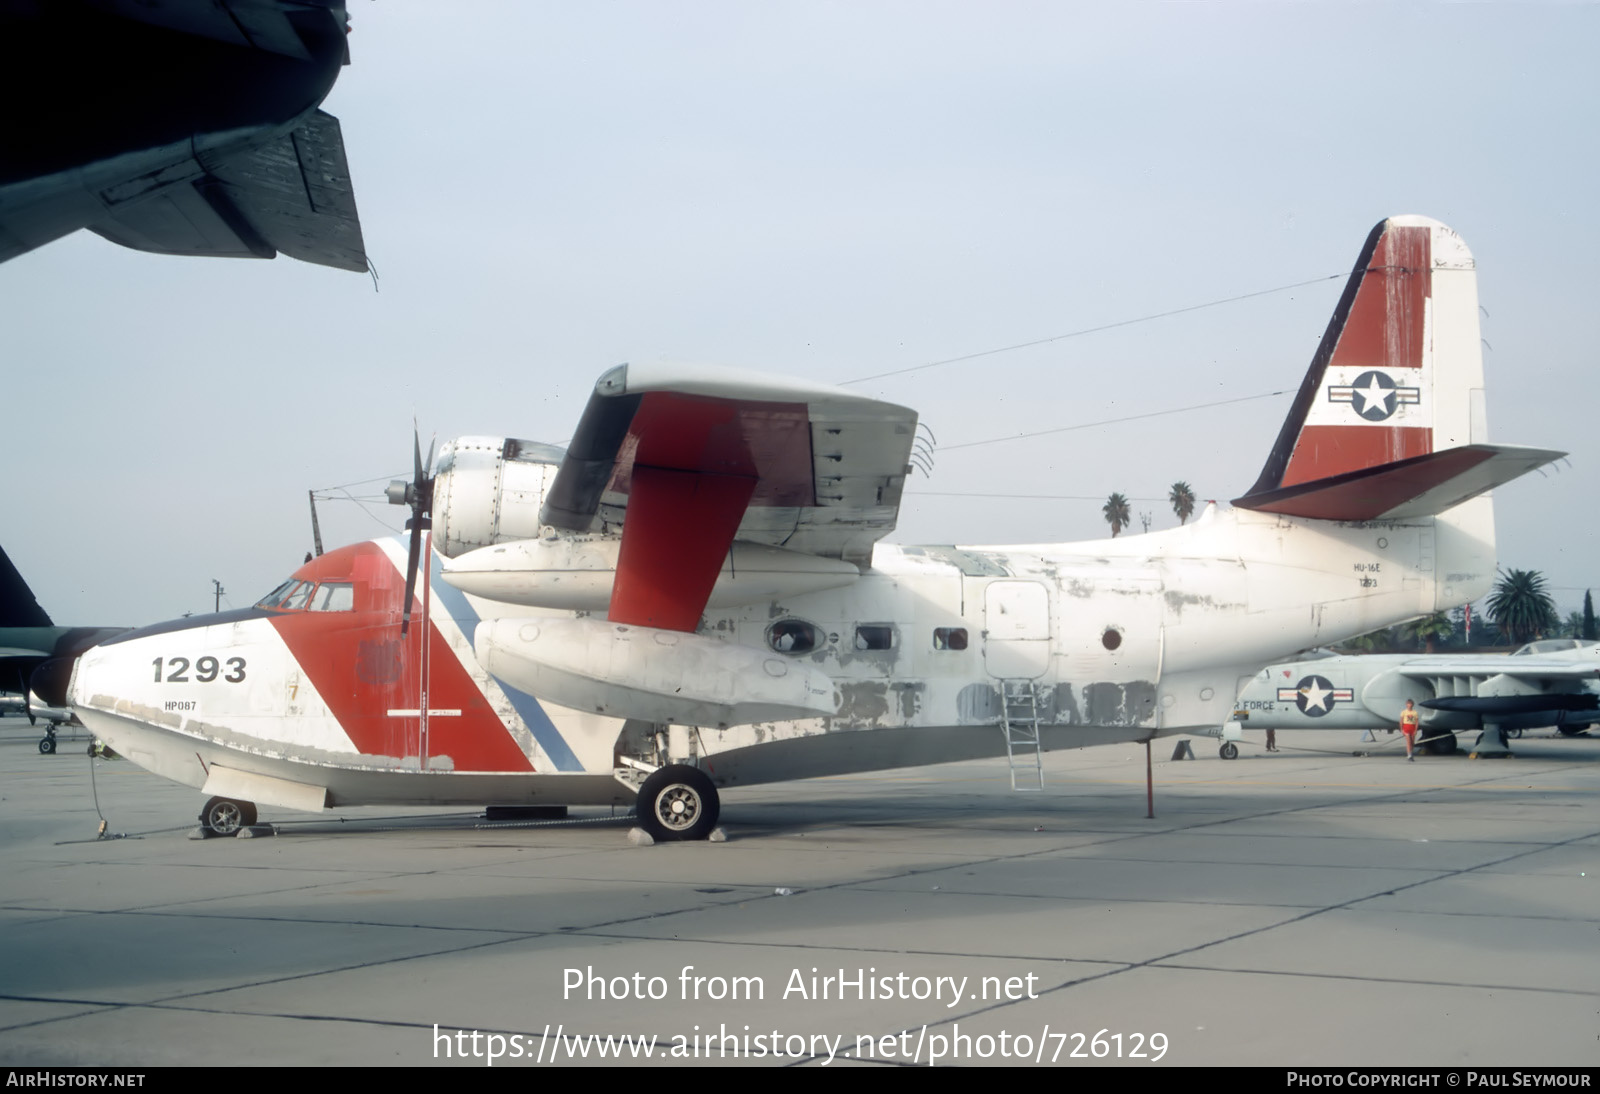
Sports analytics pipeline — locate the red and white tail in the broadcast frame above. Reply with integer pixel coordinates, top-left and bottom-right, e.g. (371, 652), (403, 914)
(1236, 216), (1558, 521)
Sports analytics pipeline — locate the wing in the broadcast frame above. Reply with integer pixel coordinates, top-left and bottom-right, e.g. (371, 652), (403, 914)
(541, 364), (917, 630)
(87, 110), (367, 272)
(1397, 659), (1600, 682)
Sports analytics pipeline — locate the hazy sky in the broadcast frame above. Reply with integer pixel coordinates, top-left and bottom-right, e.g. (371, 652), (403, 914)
(4, 2), (1597, 626)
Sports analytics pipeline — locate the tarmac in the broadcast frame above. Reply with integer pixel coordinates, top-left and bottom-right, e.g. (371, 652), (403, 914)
(0, 718), (1596, 1068)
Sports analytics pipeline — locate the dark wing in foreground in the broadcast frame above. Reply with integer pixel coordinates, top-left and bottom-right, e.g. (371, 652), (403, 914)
(88, 110), (367, 272)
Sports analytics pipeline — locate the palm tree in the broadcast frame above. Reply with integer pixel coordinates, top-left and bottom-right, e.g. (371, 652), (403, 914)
(1102, 492), (1131, 537)
(1485, 569), (1559, 644)
(1169, 481), (1196, 525)
(1404, 612), (1455, 653)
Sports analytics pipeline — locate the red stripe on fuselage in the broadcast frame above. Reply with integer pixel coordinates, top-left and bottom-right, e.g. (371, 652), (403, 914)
(271, 541), (533, 773)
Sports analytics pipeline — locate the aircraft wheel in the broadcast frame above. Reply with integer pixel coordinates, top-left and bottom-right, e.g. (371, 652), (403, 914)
(1219, 742), (1239, 760)
(635, 765), (719, 842)
(200, 796), (257, 836)
(37, 737), (55, 755)
(1422, 731), (1459, 755)
(1557, 725), (1590, 737)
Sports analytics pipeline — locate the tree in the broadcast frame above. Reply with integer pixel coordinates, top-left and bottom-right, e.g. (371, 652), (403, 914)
(1103, 492), (1131, 537)
(1485, 569), (1559, 645)
(1404, 612), (1455, 653)
(1169, 481), (1196, 525)
(1584, 590), (1597, 642)
(1341, 627), (1395, 653)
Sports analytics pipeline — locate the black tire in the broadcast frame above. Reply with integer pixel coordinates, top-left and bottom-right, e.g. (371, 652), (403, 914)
(1422, 731), (1459, 755)
(1219, 742), (1238, 760)
(1557, 724), (1590, 737)
(200, 796), (257, 836)
(635, 765), (719, 841)
(37, 737), (55, 755)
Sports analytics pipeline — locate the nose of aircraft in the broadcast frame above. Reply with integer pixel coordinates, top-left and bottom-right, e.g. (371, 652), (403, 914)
(69, 608), (266, 714)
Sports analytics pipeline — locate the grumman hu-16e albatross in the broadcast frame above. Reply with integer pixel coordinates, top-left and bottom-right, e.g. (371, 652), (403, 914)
(69, 216), (1561, 839)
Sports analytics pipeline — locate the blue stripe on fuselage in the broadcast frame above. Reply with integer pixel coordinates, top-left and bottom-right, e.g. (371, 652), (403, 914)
(428, 549), (584, 773)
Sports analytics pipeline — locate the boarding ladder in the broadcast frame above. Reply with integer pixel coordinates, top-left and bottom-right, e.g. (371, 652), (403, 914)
(1000, 680), (1044, 791)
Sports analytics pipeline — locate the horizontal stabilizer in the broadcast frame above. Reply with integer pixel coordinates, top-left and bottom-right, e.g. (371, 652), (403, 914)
(1233, 443), (1563, 521)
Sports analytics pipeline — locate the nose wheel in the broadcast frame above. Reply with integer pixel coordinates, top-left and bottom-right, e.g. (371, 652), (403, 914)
(1219, 742), (1238, 760)
(199, 796), (258, 837)
(37, 727), (57, 755)
(635, 765), (720, 842)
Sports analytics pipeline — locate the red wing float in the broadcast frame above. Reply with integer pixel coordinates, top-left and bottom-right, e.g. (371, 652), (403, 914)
(68, 217), (1564, 838)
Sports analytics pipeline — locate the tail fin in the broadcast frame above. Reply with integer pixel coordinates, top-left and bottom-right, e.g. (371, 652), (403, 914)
(0, 545), (51, 628)
(1235, 216), (1560, 520)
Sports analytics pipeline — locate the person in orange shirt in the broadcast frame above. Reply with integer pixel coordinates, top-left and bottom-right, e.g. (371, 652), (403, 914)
(1400, 699), (1420, 761)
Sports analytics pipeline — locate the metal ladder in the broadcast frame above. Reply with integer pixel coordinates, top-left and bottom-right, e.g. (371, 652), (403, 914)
(1000, 680), (1044, 791)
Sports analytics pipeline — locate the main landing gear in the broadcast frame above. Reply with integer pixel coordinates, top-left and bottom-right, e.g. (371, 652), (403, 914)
(1421, 730), (1460, 755)
(199, 796), (258, 837)
(634, 765), (720, 842)
(1218, 742), (1239, 760)
(37, 726), (56, 754)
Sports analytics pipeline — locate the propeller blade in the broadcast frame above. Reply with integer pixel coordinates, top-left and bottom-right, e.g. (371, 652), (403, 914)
(399, 426), (436, 636)
(401, 520), (422, 635)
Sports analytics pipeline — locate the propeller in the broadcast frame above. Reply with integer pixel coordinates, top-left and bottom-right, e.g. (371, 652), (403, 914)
(385, 429), (437, 635)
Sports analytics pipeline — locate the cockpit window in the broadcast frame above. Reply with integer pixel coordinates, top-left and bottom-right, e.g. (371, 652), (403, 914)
(309, 583), (355, 612)
(255, 580), (299, 609)
(282, 583), (315, 610)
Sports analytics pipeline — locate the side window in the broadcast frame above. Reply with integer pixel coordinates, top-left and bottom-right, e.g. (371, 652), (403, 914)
(310, 583), (355, 612)
(933, 627), (968, 651)
(767, 619), (819, 654)
(854, 625), (895, 651)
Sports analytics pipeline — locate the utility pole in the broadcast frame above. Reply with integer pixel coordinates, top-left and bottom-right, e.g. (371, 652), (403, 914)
(212, 579), (224, 613)
(308, 491), (325, 558)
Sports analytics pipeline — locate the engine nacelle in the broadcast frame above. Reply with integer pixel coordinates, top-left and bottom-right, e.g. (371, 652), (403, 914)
(432, 437), (566, 559)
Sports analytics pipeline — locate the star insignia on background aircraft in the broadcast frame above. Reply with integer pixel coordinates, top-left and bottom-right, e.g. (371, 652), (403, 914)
(1277, 675), (1354, 716)
(1328, 370), (1421, 421)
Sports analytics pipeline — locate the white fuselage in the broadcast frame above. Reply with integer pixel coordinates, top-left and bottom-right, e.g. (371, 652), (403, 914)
(69, 499), (1487, 811)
